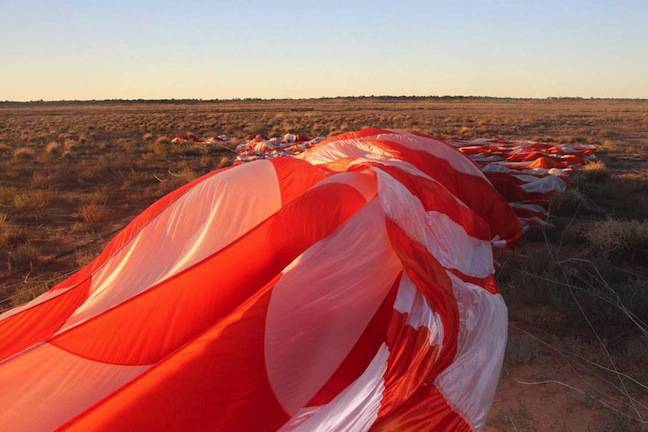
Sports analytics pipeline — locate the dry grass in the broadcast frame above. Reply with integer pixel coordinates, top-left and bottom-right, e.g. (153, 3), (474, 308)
(0, 97), (646, 431)
(13, 147), (34, 160)
(78, 203), (107, 224)
(550, 189), (590, 217)
(581, 219), (648, 262)
(0, 186), (17, 205)
(8, 243), (40, 271)
(0, 213), (10, 249)
(580, 160), (610, 182)
(0, 216), (25, 250)
(0, 143), (12, 159)
(505, 334), (544, 364)
(75, 250), (97, 268)
(13, 189), (53, 210)
(152, 136), (171, 155)
(9, 281), (50, 307)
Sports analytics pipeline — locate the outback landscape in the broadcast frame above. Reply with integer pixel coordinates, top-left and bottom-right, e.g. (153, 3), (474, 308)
(1, 97), (647, 431)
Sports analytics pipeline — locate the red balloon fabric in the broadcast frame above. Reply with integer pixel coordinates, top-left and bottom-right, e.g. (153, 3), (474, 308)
(0, 128), (592, 431)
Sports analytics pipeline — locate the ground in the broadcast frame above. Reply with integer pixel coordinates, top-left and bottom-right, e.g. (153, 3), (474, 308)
(1, 97), (647, 430)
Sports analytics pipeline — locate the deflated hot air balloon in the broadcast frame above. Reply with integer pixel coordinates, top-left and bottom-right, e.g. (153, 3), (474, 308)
(0, 128), (591, 431)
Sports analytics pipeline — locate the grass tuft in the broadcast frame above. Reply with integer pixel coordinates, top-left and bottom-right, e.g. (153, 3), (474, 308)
(582, 218), (648, 263)
(13, 189), (53, 210)
(8, 243), (40, 271)
(10, 281), (50, 307)
(78, 203), (107, 224)
(581, 160), (609, 183)
(13, 147), (35, 160)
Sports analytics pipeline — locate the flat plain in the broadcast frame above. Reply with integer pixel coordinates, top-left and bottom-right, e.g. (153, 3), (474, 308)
(1, 97), (647, 431)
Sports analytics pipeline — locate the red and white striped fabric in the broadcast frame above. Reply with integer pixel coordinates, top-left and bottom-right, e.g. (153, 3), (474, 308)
(448, 137), (595, 228)
(231, 130), (593, 229)
(1, 129), (527, 431)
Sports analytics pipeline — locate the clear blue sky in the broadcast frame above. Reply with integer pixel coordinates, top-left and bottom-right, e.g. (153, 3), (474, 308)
(1, 0), (647, 100)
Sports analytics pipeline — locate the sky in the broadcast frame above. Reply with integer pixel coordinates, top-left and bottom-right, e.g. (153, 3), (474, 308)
(1, 0), (647, 100)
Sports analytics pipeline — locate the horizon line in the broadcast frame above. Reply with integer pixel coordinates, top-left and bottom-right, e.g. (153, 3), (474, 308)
(3, 94), (648, 105)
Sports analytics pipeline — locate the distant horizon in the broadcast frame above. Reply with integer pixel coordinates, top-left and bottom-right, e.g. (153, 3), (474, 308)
(4, 94), (648, 105)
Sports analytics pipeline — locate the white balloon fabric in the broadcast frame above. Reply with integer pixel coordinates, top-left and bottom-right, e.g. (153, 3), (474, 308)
(0, 128), (591, 431)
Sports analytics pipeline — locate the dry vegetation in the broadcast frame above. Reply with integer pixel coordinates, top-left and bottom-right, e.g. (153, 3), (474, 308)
(0, 97), (647, 430)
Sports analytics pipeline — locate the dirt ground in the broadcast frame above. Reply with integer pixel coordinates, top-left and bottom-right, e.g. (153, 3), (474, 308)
(1, 97), (647, 430)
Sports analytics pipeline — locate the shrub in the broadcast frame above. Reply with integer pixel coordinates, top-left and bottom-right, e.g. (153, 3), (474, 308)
(458, 126), (472, 137)
(13, 189), (53, 210)
(0, 186), (17, 205)
(0, 213), (10, 248)
(0, 218), (26, 248)
(45, 141), (62, 155)
(171, 142), (204, 157)
(581, 160), (609, 183)
(78, 203), (107, 224)
(505, 334), (543, 364)
(10, 281), (50, 307)
(550, 189), (588, 217)
(217, 155), (232, 168)
(176, 167), (197, 182)
(31, 171), (50, 187)
(83, 187), (109, 204)
(590, 277), (648, 326)
(582, 219), (648, 263)
(78, 156), (116, 183)
(0, 143), (12, 159)
(76, 250), (97, 268)
(13, 147), (35, 160)
(117, 138), (138, 152)
(8, 243), (40, 271)
(150, 136), (171, 155)
(63, 139), (80, 157)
